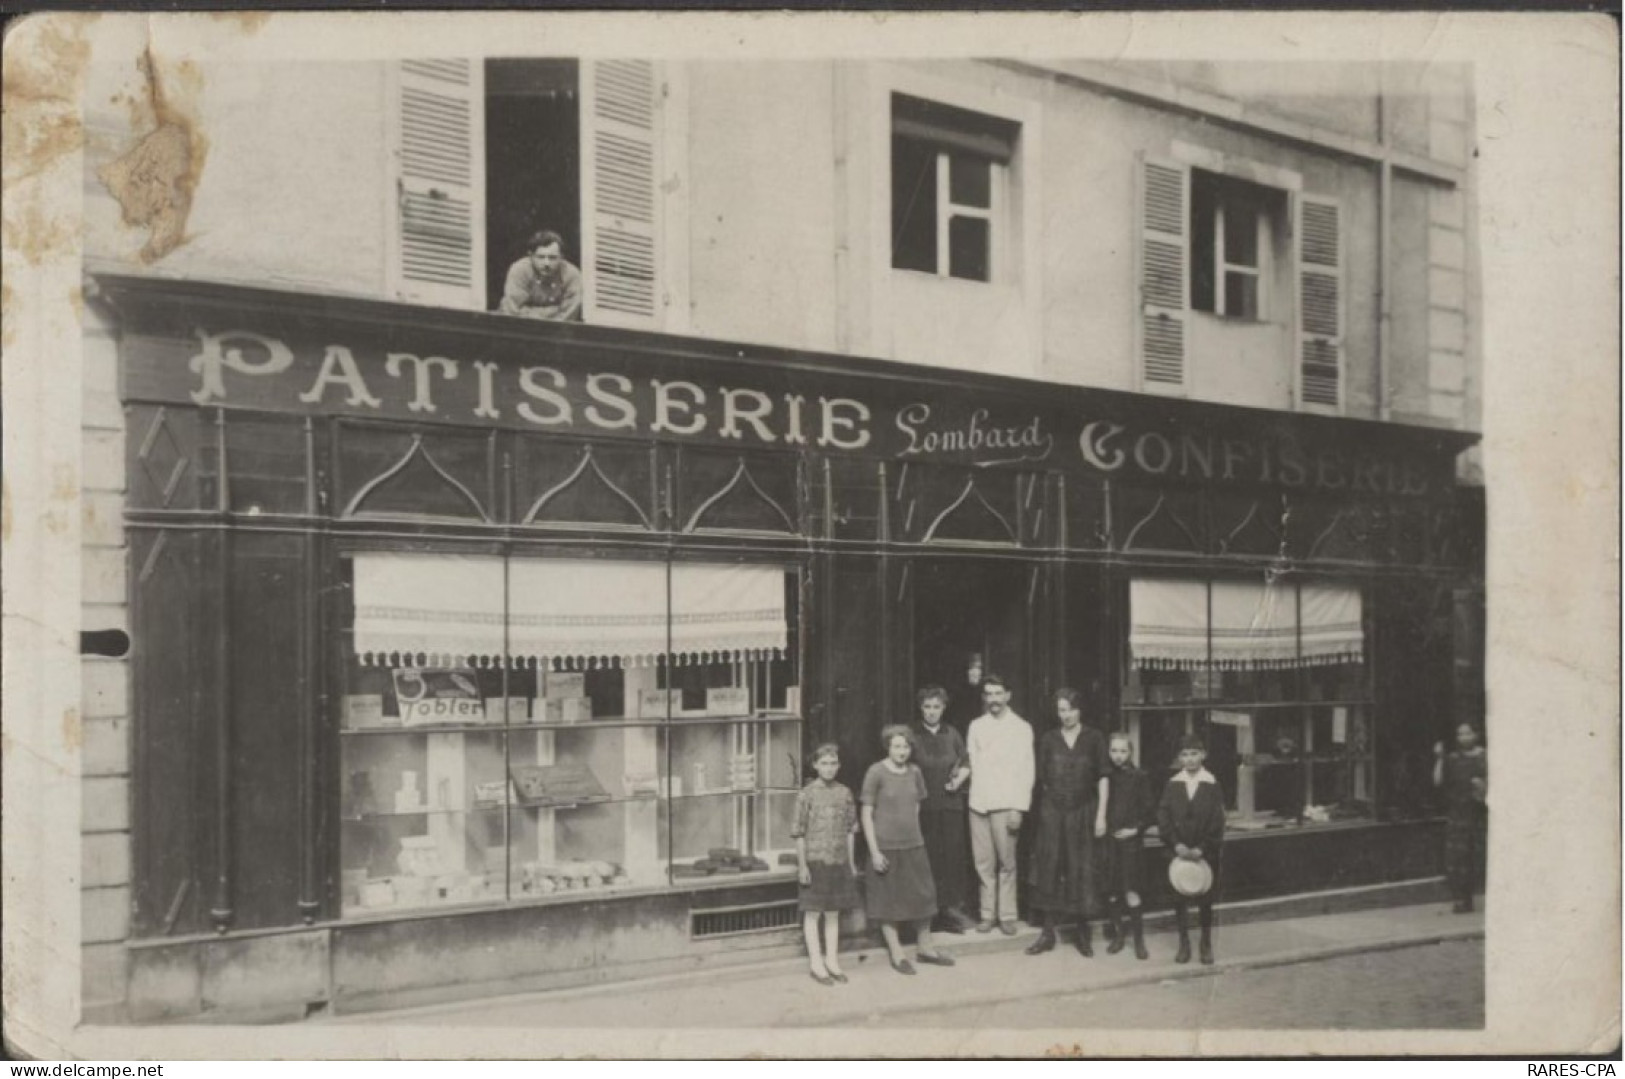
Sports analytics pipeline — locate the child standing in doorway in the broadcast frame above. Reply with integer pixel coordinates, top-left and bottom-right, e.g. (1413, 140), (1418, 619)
(792, 743), (861, 985)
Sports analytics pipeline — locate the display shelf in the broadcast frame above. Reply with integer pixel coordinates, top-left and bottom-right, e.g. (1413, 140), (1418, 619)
(341, 722), (511, 736)
(1121, 699), (1374, 712)
(1247, 754), (1375, 767)
(342, 805), (508, 823)
(340, 713), (804, 735)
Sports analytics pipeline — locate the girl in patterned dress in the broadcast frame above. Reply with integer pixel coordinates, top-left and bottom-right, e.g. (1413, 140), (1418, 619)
(793, 743), (861, 984)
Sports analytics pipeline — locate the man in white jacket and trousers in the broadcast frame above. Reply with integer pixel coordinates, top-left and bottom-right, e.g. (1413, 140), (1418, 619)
(965, 673), (1035, 934)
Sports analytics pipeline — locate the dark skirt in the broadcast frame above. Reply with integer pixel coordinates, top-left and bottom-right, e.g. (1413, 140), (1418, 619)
(799, 861), (861, 912)
(1102, 834), (1147, 897)
(1029, 802), (1104, 917)
(1445, 805), (1487, 899)
(919, 808), (970, 911)
(865, 845), (938, 923)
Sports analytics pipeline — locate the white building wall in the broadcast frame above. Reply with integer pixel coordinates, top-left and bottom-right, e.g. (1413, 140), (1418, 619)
(84, 50), (390, 298)
(77, 48), (1478, 434)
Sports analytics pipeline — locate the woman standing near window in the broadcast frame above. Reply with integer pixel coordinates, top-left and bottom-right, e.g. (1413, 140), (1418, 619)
(1025, 688), (1110, 957)
(862, 725), (957, 975)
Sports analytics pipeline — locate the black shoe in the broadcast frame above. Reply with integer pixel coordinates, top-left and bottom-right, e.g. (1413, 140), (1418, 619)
(1075, 923), (1094, 958)
(890, 957), (916, 976)
(1131, 912), (1149, 960)
(1106, 915), (1126, 955)
(1025, 928), (1057, 955)
(1175, 935), (1192, 964)
(1199, 934), (1214, 966)
(916, 950), (956, 967)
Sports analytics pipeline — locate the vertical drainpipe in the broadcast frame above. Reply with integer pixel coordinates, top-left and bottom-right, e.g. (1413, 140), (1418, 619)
(1377, 87), (1393, 422)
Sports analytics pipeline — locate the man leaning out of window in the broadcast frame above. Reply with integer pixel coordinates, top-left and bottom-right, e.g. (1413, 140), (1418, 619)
(498, 229), (583, 322)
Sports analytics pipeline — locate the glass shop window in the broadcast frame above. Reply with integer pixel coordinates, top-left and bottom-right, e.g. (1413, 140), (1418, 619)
(891, 93), (1018, 283)
(1123, 578), (1373, 830)
(336, 552), (802, 917)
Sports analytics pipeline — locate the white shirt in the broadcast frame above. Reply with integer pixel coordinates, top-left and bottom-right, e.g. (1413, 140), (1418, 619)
(966, 709), (1035, 814)
(1174, 767), (1217, 800)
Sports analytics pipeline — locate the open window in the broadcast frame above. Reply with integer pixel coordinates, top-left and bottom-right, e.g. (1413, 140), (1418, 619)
(1136, 157), (1343, 410)
(388, 58), (663, 329)
(890, 93), (1018, 283)
(1190, 170), (1288, 322)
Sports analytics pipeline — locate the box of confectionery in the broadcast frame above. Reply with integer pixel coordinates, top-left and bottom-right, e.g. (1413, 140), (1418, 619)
(636, 688), (681, 719)
(706, 686), (750, 717)
(542, 671), (586, 700)
(480, 697), (529, 724)
(343, 695), (388, 729)
(560, 697), (593, 724)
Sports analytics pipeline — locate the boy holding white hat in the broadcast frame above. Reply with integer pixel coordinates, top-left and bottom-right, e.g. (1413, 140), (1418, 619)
(1157, 734), (1226, 965)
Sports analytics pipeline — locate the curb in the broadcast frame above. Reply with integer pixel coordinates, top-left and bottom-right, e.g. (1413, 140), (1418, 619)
(325, 909), (1484, 1027)
(809, 927), (1487, 1028)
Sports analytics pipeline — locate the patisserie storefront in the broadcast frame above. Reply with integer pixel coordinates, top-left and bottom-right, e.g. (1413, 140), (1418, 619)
(99, 273), (1480, 1019)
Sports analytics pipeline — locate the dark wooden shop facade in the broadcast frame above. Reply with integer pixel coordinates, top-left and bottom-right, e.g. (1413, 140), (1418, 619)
(101, 273), (1482, 1019)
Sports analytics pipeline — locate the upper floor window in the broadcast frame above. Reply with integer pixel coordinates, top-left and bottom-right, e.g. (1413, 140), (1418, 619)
(890, 93), (1018, 283)
(1190, 170), (1287, 322)
(1138, 155), (1344, 411)
(388, 58), (663, 329)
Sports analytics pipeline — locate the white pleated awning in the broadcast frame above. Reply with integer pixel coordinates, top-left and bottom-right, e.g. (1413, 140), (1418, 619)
(1130, 578), (1363, 671)
(352, 554), (787, 668)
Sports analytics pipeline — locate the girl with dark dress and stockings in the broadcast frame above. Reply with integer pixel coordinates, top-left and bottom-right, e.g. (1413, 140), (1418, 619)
(1433, 722), (1487, 913)
(1157, 734), (1226, 965)
(1102, 731), (1157, 960)
(1025, 688), (1110, 958)
(909, 686), (977, 933)
(862, 725), (956, 975)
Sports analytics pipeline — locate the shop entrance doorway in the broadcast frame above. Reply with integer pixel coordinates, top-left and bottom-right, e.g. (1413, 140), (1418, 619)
(909, 558), (1035, 735)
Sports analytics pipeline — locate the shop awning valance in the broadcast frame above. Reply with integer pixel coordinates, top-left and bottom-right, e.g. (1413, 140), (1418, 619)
(352, 555), (787, 668)
(1129, 579), (1363, 670)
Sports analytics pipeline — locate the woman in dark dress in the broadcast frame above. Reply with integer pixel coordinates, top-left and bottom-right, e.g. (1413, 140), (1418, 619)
(1158, 733), (1227, 965)
(909, 686), (977, 933)
(1433, 722), (1487, 913)
(1025, 688), (1110, 957)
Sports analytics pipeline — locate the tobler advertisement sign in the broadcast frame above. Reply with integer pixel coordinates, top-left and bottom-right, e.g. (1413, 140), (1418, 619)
(102, 274), (1471, 498)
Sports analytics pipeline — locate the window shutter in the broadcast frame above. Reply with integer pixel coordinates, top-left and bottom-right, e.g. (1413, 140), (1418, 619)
(581, 60), (662, 328)
(389, 59), (486, 309)
(1297, 195), (1343, 410)
(1138, 156), (1189, 391)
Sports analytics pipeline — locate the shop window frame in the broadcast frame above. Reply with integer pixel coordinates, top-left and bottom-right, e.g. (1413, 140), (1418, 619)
(1117, 573), (1377, 829)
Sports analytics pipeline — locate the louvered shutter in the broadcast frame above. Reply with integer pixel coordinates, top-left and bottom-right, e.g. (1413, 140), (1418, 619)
(581, 60), (662, 328)
(389, 59), (486, 309)
(1138, 156), (1189, 392)
(1297, 195), (1343, 410)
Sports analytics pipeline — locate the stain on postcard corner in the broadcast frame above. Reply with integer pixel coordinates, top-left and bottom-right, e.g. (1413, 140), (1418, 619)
(97, 46), (210, 264)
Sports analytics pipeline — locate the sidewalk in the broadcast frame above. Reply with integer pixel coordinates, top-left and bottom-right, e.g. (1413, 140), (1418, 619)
(330, 901), (1484, 1029)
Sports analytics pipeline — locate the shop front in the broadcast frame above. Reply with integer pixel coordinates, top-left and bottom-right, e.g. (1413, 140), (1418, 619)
(98, 272), (1479, 1020)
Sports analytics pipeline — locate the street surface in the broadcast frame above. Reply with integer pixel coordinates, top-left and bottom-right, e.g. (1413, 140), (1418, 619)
(879, 939), (1484, 1030)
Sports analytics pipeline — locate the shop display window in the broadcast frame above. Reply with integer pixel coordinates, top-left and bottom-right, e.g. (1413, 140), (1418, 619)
(336, 553), (802, 917)
(1123, 578), (1374, 831)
